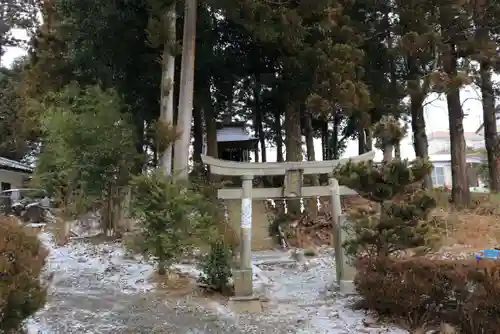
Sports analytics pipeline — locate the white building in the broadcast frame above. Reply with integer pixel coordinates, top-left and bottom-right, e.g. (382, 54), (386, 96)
(0, 157), (32, 191)
(405, 131), (486, 190)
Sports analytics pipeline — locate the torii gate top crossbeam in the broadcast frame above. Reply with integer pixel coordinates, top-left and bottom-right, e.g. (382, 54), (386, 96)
(201, 151), (375, 176)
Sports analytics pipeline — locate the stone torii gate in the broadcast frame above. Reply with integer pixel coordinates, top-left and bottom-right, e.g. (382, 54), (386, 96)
(201, 151), (375, 300)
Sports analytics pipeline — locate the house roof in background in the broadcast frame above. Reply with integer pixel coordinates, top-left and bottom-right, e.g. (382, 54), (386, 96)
(0, 157), (33, 173)
(428, 131), (483, 141)
(475, 107), (500, 134)
(431, 147), (485, 156)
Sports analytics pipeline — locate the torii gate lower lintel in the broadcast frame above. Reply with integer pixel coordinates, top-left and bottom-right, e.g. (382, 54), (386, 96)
(201, 151), (375, 298)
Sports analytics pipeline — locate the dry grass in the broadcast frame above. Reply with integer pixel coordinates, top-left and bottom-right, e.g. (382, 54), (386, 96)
(429, 190), (500, 251)
(339, 190), (500, 254)
(431, 209), (500, 251)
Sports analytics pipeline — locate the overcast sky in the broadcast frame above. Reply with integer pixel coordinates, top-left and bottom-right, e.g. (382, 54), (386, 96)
(3, 29), (489, 162)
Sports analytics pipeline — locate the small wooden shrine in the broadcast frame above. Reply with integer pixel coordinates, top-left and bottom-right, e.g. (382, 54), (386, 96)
(214, 121), (258, 162)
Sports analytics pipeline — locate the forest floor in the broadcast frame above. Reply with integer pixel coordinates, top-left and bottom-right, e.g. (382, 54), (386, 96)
(25, 227), (408, 334)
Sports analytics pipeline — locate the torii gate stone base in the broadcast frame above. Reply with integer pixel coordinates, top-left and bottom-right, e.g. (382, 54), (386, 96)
(202, 151), (374, 311)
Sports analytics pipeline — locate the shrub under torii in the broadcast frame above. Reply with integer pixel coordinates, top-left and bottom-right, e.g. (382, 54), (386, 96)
(333, 116), (437, 258)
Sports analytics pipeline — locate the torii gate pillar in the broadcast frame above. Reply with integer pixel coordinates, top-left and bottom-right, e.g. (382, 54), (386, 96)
(235, 174), (254, 297)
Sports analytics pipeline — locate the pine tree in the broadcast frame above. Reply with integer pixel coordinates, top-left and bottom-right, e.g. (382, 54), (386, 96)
(395, 0), (439, 189)
(437, 0), (473, 206)
(333, 116), (436, 258)
(471, 0), (500, 192)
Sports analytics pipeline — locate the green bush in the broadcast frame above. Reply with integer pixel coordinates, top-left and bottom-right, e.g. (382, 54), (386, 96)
(130, 171), (219, 274)
(0, 216), (49, 332)
(355, 256), (500, 333)
(198, 240), (233, 294)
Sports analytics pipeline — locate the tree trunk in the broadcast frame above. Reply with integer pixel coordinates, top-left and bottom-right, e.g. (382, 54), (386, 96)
(443, 46), (470, 206)
(192, 102), (203, 169)
(254, 75), (266, 162)
(274, 107), (284, 162)
(394, 142), (401, 159)
(159, 4), (176, 175)
(358, 125), (366, 155)
(134, 113), (145, 173)
(383, 144), (394, 163)
(321, 119), (328, 160)
(304, 112), (319, 216)
(332, 114), (341, 159)
(205, 103), (217, 159)
(410, 87), (432, 188)
(305, 114), (316, 163)
(364, 128), (372, 152)
(285, 102), (302, 161)
(201, 82), (218, 182)
(173, 0), (197, 179)
(479, 50), (500, 192)
(285, 101), (302, 215)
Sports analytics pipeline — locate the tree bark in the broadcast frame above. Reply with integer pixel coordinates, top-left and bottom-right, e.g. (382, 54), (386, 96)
(364, 128), (372, 152)
(159, 4), (176, 175)
(274, 107), (284, 162)
(285, 102), (302, 161)
(192, 102), (203, 168)
(200, 81), (218, 182)
(133, 113), (145, 173)
(394, 142), (401, 159)
(321, 119), (329, 160)
(305, 114), (315, 163)
(477, 20), (500, 191)
(479, 62), (499, 191)
(358, 125), (366, 155)
(410, 86), (432, 189)
(304, 112), (319, 216)
(173, 0), (197, 179)
(254, 75), (266, 162)
(383, 144), (394, 163)
(285, 101), (302, 215)
(443, 46), (470, 206)
(332, 114), (340, 159)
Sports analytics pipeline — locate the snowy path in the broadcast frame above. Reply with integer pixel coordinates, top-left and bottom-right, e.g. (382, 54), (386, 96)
(27, 235), (407, 333)
(28, 236), (241, 333)
(249, 250), (408, 334)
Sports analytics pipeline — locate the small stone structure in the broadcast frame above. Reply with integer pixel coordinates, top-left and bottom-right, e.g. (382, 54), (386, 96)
(201, 151), (375, 300)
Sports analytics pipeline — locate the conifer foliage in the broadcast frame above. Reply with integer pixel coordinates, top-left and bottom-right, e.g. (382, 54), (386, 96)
(129, 171), (219, 275)
(333, 117), (437, 258)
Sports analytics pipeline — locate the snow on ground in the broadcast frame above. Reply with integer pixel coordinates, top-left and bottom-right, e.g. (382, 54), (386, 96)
(236, 248), (409, 334)
(26, 231), (408, 333)
(41, 232), (155, 295)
